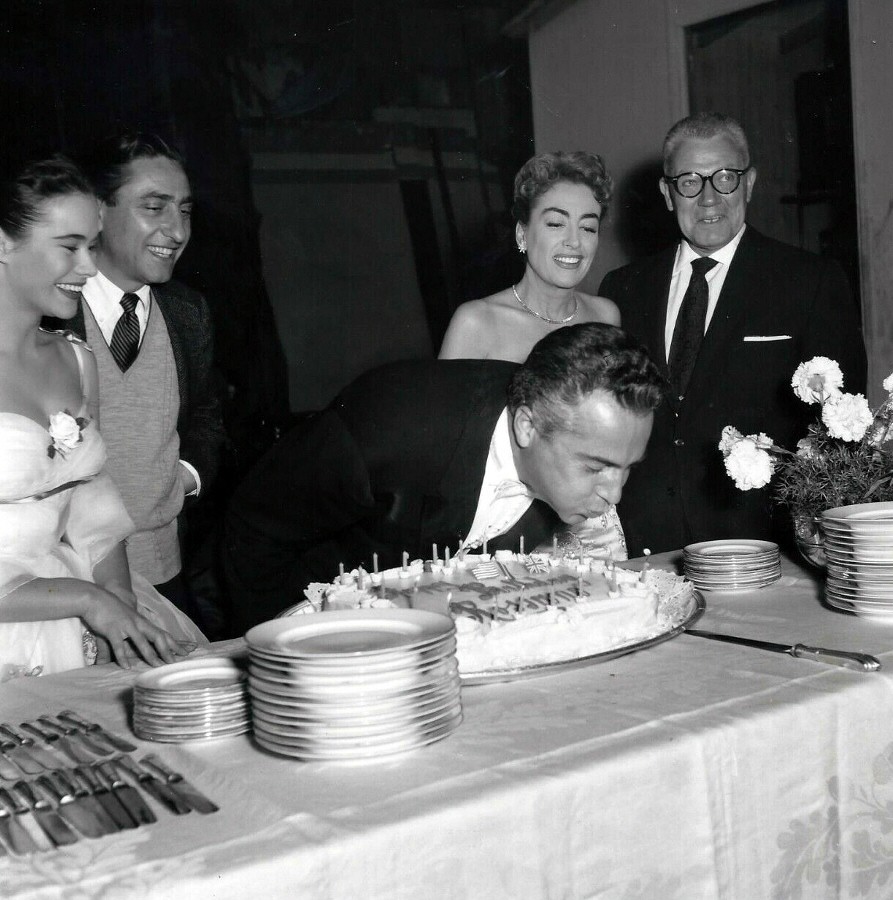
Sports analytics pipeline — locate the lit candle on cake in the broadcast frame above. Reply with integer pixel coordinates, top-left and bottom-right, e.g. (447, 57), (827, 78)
(444, 546), (451, 568)
(639, 548), (651, 583)
(552, 534), (558, 557)
(519, 536), (525, 556)
(372, 553), (379, 575)
(432, 543), (438, 564)
(483, 537), (488, 556)
(402, 551), (409, 573)
(358, 568), (366, 590)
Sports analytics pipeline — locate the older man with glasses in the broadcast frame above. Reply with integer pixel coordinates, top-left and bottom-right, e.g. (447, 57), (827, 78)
(599, 111), (866, 556)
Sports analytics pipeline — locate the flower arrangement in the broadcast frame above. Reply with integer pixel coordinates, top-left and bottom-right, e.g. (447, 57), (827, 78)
(47, 410), (88, 459)
(719, 358), (893, 518)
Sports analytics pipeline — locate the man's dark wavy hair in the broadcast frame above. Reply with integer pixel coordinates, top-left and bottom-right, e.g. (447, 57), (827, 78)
(82, 131), (187, 204)
(507, 323), (666, 438)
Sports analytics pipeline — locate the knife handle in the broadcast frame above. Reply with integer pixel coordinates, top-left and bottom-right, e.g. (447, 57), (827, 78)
(141, 754), (177, 781)
(32, 777), (61, 806)
(792, 644), (882, 671)
(0, 787), (24, 815)
(57, 711), (137, 753)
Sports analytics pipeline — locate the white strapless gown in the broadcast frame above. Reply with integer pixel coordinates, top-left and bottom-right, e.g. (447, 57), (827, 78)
(0, 411), (206, 682)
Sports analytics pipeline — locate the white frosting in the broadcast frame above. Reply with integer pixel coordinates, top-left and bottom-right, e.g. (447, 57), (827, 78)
(305, 554), (690, 675)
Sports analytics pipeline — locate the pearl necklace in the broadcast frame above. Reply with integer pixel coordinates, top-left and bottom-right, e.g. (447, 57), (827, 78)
(511, 285), (579, 325)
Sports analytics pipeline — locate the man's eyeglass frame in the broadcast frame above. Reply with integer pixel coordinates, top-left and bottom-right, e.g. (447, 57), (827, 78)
(663, 167), (751, 199)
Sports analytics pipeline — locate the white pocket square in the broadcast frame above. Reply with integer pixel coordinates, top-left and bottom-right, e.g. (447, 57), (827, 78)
(743, 335), (792, 342)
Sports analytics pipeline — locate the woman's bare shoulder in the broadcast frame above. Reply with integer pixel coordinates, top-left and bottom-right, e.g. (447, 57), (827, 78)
(578, 292), (621, 326)
(438, 290), (516, 359)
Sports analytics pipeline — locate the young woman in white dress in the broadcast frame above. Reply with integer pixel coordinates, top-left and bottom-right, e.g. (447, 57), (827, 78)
(0, 156), (205, 680)
(439, 151), (626, 558)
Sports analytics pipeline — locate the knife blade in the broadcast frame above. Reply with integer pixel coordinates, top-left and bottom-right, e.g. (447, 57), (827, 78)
(0, 732), (45, 775)
(0, 724), (60, 770)
(37, 716), (110, 759)
(21, 720), (93, 765)
(33, 774), (108, 840)
(685, 628), (882, 671)
(11, 780), (79, 847)
(94, 762), (156, 826)
(57, 710), (137, 753)
(74, 766), (137, 830)
(0, 747), (22, 780)
(0, 787), (40, 855)
(141, 755), (219, 814)
(51, 770), (119, 836)
(113, 756), (192, 815)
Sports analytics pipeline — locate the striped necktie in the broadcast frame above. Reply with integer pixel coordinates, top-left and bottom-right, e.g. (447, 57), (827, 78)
(109, 293), (141, 372)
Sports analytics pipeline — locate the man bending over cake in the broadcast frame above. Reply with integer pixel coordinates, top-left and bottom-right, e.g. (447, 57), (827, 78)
(221, 323), (666, 635)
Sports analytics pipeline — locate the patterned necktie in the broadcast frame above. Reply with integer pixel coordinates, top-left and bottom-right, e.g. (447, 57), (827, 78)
(109, 293), (141, 372)
(668, 256), (718, 397)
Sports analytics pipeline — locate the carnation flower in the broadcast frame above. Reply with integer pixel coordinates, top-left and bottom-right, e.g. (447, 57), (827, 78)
(723, 440), (775, 490)
(47, 410), (87, 459)
(791, 357), (844, 404)
(822, 392), (873, 442)
(796, 437), (817, 459)
(883, 372), (893, 393)
(718, 425), (744, 456)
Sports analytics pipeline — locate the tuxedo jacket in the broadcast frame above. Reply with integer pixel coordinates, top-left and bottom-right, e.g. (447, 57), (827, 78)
(222, 359), (561, 633)
(599, 226), (867, 555)
(44, 280), (225, 491)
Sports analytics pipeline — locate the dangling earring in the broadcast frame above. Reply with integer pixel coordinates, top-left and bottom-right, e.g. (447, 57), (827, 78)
(517, 243), (526, 254)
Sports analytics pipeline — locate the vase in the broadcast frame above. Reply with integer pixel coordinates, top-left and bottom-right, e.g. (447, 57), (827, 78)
(793, 513), (826, 568)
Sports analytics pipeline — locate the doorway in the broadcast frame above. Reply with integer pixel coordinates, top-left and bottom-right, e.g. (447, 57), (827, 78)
(686, 0), (858, 305)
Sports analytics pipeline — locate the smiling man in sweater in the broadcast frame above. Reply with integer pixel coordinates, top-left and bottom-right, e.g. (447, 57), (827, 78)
(46, 132), (225, 624)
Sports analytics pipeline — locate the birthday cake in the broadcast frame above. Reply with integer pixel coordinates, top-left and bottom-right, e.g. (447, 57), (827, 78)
(296, 551), (694, 676)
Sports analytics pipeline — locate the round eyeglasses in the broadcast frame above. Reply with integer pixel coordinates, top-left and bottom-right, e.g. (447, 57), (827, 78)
(663, 167), (751, 199)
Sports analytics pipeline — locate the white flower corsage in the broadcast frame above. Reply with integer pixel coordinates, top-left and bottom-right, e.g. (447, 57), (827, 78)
(47, 410), (88, 459)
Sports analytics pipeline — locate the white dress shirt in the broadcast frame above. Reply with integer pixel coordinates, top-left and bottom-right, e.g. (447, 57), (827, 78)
(663, 224), (747, 361)
(82, 271), (201, 496)
(460, 409), (534, 551)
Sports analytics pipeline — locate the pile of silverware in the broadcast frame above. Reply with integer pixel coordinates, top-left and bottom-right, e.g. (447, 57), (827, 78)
(0, 711), (217, 856)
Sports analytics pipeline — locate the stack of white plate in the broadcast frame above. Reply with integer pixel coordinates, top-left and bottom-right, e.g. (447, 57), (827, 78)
(822, 501), (893, 619)
(682, 539), (782, 591)
(133, 657), (251, 742)
(245, 609), (461, 762)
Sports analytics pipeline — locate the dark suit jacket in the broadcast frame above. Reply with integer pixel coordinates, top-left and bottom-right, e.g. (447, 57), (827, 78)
(222, 359), (562, 634)
(599, 226), (867, 555)
(44, 279), (225, 491)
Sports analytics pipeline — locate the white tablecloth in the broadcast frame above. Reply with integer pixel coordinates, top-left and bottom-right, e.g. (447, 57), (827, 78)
(5, 553), (893, 900)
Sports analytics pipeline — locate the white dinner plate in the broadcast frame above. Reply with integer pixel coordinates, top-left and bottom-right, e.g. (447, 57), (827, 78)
(134, 657), (246, 692)
(246, 609), (455, 659)
(684, 539), (778, 557)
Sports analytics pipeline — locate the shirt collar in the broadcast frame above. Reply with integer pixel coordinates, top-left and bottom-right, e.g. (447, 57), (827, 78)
(674, 223), (746, 275)
(83, 269), (152, 312)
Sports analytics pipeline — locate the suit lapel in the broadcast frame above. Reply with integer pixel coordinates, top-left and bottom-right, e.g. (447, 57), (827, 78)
(641, 249), (676, 381)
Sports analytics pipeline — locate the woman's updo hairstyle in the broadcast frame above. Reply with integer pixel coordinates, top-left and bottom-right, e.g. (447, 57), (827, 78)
(0, 156), (94, 240)
(511, 151), (612, 225)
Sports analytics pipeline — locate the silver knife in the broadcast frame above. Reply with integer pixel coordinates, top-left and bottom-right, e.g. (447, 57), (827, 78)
(38, 715), (110, 758)
(113, 756), (192, 816)
(50, 770), (119, 836)
(11, 780), (79, 848)
(141, 755), (219, 814)
(57, 710), (137, 753)
(686, 628), (882, 671)
(0, 731), (45, 775)
(74, 766), (137, 830)
(0, 724), (59, 770)
(0, 746), (22, 780)
(94, 762), (156, 826)
(33, 774), (109, 840)
(21, 720), (93, 765)
(0, 787), (40, 855)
